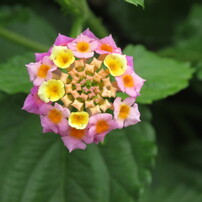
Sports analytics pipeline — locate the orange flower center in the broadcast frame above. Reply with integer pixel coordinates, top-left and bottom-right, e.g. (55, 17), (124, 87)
(100, 44), (113, 52)
(69, 127), (85, 139)
(77, 41), (90, 52)
(118, 104), (130, 119)
(96, 120), (109, 134)
(48, 85), (60, 97)
(37, 64), (50, 78)
(48, 109), (62, 124)
(59, 54), (69, 64)
(123, 74), (134, 87)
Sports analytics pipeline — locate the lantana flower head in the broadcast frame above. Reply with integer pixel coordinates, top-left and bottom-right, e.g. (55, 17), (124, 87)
(23, 29), (145, 152)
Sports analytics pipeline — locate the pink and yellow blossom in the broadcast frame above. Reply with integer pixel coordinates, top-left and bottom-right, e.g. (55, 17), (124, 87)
(67, 34), (98, 58)
(68, 111), (89, 129)
(88, 113), (118, 144)
(104, 53), (127, 76)
(50, 46), (75, 68)
(23, 29), (145, 152)
(26, 56), (57, 86)
(113, 97), (140, 128)
(96, 35), (122, 55)
(38, 79), (65, 103)
(22, 86), (48, 114)
(61, 126), (94, 152)
(115, 67), (145, 97)
(40, 103), (70, 134)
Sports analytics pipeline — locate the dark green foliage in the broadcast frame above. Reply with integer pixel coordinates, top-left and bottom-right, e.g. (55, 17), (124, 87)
(0, 95), (156, 202)
(124, 45), (194, 104)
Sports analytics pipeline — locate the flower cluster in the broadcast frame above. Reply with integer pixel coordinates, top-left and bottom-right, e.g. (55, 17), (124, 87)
(22, 29), (145, 152)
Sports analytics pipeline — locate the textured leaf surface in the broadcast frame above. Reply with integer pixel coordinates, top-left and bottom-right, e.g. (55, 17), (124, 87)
(0, 95), (156, 202)
(124, 45), (194, 104)
(124, 0), (144, 8)
(0, 53), (33, 94)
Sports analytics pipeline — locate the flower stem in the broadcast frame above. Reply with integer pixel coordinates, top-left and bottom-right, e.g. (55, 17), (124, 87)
(87, 11), (109, 38)
(69, 18), (84, 38)
(57, 0), (108, 38)
(82, 0), (108, 38)
(0, 26), (49, 52)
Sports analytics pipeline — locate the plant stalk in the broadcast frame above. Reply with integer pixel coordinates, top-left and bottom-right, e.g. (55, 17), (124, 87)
(0, 26), (49, 52)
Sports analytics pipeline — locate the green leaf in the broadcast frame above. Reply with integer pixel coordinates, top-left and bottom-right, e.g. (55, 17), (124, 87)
(0, 91), (6, 102)
(141, 140), (202, 202)
(0, 53), (33, 94)
(56, 0), (88, 18)
(124, 45), (194, 104)
(160, 5), (202, 63)
(124, 0), (144, 8)
(196, 60), (202, 80)
(0, 5), (29, 26)
(0, 95), (156, 202)
(0, 6), (56, 62)
(141, 185), (202, 202)
(105, 0), (190, 48)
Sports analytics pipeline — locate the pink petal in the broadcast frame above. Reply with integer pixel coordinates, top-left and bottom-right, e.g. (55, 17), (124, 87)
(58, 118), (69, 134)
(82, 134), (94, 144)
(40, 115), (59, 134)
(82, 28), (99, 40)
(22, 93), (39, 114)
(73, 51), (94, 59)
(54, 33), (74, 46)
(126, 56), (134, 69)
(22, 86), (45, 114)
(35, 52), (49, 62)
(100, 34), (117, 47)
(33, 77), (45, 86)
(90, 40), (98, 50)
(116, 119), (124, 129)
(125, 87), (139, 98)
(39, 104), (53, 114)
(123, 97), (136, 106)
(61, 136), (86, 152)
(26, 61), (41, 81)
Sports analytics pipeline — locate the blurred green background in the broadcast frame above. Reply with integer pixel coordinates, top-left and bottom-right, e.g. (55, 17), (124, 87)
(0, 0), (202, 201)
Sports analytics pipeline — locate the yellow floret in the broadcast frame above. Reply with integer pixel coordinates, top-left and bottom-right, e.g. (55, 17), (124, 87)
(104, 53), (127, 76)
(69, 111), (89, 129)
(118, 104), (130, 119)
(50, 46), (75, 69)
(38, 79), (65, 103)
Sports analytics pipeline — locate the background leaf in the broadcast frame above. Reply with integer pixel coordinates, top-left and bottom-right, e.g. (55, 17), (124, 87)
(124, 0), (144, 8)
(160, 4), (202, 63)
(124, 45), (194, 104)
(0, 53), (33, 94)
(140, 140), (202, 202)
(0, 95), (156, 202)
(0, 6), (56, 62)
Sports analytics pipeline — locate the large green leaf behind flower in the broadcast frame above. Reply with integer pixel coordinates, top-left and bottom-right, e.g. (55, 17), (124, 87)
(0, 94), (156, 202)
(124, 45), (194, 104)
(0, 53), (33, 94)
